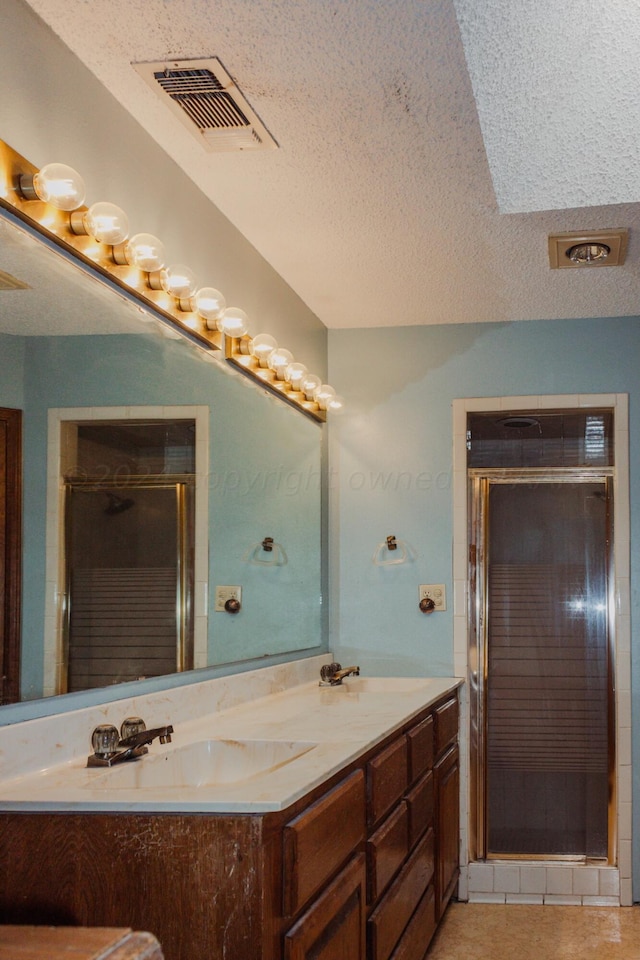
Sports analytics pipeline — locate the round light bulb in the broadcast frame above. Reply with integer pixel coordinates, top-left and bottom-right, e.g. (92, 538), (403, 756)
(78, 201), (129, 244)
(326, 394), (345, 414)
(218, 307), (249, 337)
(268, 346), (294, 378)
(160, 264), (197, 299)
(193, 287), (227, 323)
(250, 333), (278, 366)
(286, 361), (308, 390)
(300, 373), (322, 400)
(27, 162), (86, 211)
(122, 233), (166, 272)
(315, 384), (337, 408)
(567, 242), (610, 264)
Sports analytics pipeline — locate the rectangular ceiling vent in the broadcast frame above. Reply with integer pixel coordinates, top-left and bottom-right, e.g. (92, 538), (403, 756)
(133, 57), (278, 152)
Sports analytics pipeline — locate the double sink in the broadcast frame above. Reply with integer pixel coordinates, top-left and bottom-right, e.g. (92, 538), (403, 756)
(86, 677), (427, 791)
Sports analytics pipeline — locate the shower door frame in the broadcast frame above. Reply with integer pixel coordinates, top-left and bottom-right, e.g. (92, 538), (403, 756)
(468, 467), (616, 865)
(61, 476), (194, 693)
(42, 405), (210, 698)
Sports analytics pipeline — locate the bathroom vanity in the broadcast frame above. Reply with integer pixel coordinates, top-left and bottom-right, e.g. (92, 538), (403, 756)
(0, 661), (462, 960)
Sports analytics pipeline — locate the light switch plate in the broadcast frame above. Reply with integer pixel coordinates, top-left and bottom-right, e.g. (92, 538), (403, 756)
(419, 584), (446, 611)
(214, 585), (242, 612)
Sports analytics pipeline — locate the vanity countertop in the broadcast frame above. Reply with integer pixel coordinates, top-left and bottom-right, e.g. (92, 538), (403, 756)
(0, 663), (463, 815)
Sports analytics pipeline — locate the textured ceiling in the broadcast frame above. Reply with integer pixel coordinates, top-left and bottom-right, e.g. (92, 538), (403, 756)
(454, 0), (640, 214)
(17, 0), (640, 329)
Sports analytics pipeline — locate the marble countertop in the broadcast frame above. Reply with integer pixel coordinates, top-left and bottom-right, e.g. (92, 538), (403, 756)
(0, 664), (462, 814)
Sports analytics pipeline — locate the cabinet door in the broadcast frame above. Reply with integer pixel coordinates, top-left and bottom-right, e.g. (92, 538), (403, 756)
(434, 744), (460, 919)
(284, 854), (366, 960)
(283, 770), (365, 917)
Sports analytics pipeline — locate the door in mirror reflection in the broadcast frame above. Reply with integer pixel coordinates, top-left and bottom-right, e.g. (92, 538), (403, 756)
(62, 420), (195, 693)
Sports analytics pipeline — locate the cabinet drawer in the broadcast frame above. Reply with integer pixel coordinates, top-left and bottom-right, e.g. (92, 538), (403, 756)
(367, 735), (409, 828)
(389, 884), (436, 960)
(406, 715), (433, 784)
(405, 770), (434, 849)
(433, 697), (458, 757)
(284, 853), (367, 960)
(367, 827), (435, 960)
(283, 770), (365, 917)
(367, 801), (409, 903)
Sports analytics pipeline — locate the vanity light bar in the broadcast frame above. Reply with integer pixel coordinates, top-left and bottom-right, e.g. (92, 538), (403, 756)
(226, 335), (334, 422)
(0, 139), (343, 420)
(0, 141), (223, 353)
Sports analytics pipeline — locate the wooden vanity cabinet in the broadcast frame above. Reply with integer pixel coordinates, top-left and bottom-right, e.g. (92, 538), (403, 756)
(0, 691), (459, 960)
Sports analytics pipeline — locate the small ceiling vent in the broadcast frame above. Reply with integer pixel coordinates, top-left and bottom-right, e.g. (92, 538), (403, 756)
(133, 57), (278, 152)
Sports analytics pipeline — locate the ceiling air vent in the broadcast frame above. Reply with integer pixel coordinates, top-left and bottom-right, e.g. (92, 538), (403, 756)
(133, 57), (278, 152)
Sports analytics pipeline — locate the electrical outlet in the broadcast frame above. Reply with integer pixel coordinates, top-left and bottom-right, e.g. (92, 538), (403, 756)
(214, 585), (242, 612)
(419, 584), (446, 611)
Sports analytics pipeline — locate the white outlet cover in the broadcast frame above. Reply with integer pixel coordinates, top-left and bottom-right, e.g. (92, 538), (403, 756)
(419, 584), (446, 611)
(214, 585), (242, 612)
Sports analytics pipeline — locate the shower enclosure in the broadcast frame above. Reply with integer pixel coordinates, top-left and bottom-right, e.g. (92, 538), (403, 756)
(468, 411), (615, 862)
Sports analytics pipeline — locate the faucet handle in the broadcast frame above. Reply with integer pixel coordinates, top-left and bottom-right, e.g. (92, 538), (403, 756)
(91, 724), (119, 759)
(120, 717), (146, 740)
(320, 662), (342, 682)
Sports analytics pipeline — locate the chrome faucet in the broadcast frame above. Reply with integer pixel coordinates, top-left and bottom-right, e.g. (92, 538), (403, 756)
(319, 662), (360, 686)
(87, 718), (174, 767)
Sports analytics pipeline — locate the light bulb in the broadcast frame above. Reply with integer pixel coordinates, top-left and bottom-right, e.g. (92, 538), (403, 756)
(326, 394), (345, 414)
(115, 233), (166, 272)
(250, 333), (278, 366)
(70, 201), (129, 244)
(193, 287), (227, 324)
(21, 162), (86, 211)
(286, 362), (308, 390)
(315, 384), (337, 408)
(300, 373), (322, 400)
(268, 346), (294, 378)
(159, 264), (197, 299)
(218, 307), (249, 337)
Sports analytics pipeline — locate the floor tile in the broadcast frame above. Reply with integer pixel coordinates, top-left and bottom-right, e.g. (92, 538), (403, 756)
(427, 902), (640, 959)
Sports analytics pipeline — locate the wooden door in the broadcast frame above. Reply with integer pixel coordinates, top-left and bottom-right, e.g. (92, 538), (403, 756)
(0, 408), (21, 704)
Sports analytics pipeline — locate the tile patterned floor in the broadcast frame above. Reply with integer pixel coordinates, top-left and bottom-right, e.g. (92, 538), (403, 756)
(427, 902), (640, 959)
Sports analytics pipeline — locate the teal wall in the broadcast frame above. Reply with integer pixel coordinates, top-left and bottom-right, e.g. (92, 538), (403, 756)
(0, 335), (25, 406)
(327, 314), (640, 894)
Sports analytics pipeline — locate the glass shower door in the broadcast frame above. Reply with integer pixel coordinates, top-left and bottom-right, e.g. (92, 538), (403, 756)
(484, 479), (612, 859)
(63, 481), (193, 692)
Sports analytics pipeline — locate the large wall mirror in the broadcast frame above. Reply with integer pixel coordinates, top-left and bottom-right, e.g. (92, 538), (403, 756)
(0, 210), (323, 707)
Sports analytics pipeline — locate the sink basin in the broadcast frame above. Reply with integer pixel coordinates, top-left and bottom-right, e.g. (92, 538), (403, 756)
(340, 677), (430, 694)
(86, 738), (317, 789)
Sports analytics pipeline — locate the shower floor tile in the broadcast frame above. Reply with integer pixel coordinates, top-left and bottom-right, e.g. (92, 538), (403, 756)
(427, 902), (640, 959)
